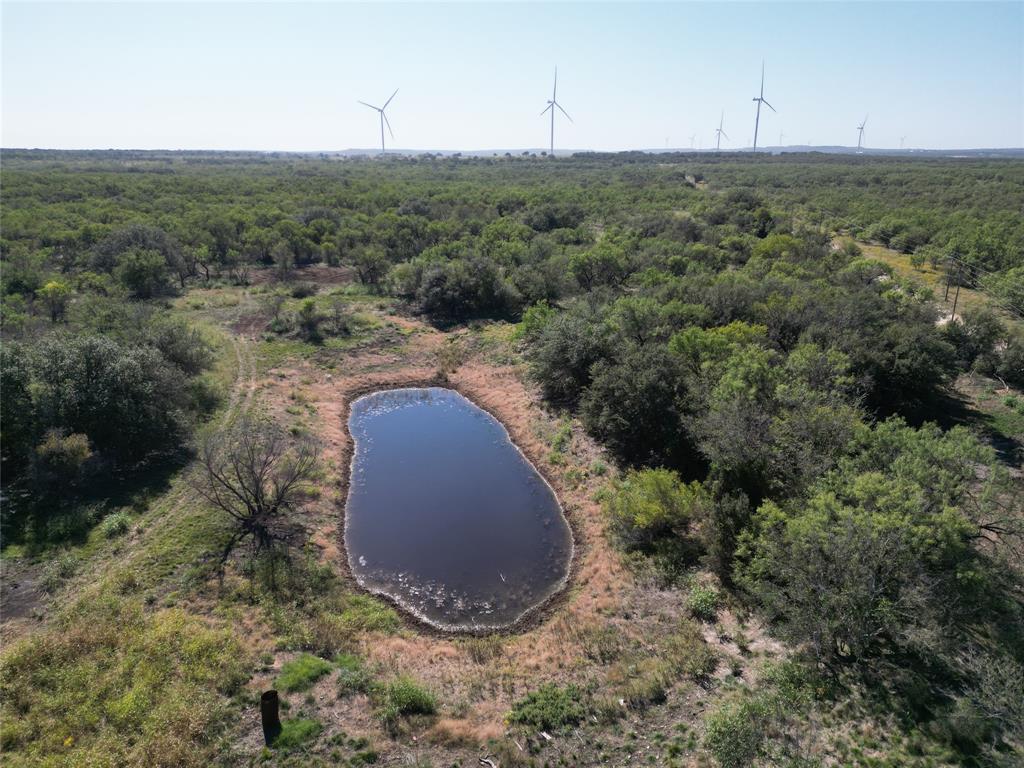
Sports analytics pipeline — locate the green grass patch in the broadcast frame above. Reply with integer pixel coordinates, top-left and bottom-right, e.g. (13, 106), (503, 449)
(277, 653), (333, 692)
(337, 594), (401, 634)
(0, 596), (248, 767)
(273, 717), (323, 750)
(376, 676), (436, 732)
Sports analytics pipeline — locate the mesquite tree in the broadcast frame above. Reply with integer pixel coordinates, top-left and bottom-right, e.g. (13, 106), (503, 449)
(195, 416), (320, 581)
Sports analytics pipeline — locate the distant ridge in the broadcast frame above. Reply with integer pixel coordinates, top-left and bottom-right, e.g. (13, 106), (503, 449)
(3, 146), (1023, 159)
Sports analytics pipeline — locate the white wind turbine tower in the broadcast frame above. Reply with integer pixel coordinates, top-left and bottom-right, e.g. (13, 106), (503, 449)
(714, 111), (729, 151)
(751, 61), (776, 151)
(358, 89), (399, 155)
(540, 68), (572, 156)
(778, 131), (785, 146)
(856, 115), (868, 150)
(900, 135), (907, 149)
(689, 133), (697, 149)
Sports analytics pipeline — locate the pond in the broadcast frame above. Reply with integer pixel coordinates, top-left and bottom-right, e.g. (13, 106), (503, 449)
(344, 387), (573, 631)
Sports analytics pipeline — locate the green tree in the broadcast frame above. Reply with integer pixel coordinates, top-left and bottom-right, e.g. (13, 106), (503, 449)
(115, 249), (172, 299)
(36, 280), (72, 322)
(737, 420), (996, 662)
(581, 343), (695, 467)
(527, 306), (608, 404)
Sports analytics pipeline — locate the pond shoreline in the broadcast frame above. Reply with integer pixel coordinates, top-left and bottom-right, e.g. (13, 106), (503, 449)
(335, 374), (582, 637)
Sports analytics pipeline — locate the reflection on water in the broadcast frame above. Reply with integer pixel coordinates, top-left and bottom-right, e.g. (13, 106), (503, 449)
(345, 388), (573, 630)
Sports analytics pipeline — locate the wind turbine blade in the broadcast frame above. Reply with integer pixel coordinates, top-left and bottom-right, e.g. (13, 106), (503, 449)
(555, 102), (573, 122)
(721, 130), (730, 140)
(762, 99), (776, 113)
(358, 101), (380, 111)
(540, 103), (553, 116)
(382, 112), (395, 139)
(862, 114), (868, 127)
(553, 67), (558, 101)
(383, 88), (399, 109)
(760, 60), (765, 97)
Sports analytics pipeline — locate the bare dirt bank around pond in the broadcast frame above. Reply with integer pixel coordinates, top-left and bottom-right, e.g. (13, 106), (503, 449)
(254, 314), (645, 738)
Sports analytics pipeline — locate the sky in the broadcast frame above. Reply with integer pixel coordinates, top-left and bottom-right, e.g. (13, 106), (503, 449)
(2, 1), (1022, 152)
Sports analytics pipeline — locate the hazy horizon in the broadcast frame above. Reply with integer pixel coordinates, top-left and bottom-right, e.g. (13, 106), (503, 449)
(3, 2), (1022, 152)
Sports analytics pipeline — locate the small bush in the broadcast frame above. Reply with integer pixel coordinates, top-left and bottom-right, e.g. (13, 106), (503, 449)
(703, 699), (768, 768)
(39, 552), (78, 593)
(336, 654), (374, 696)
(663, 620), (718, 679)
(604, 468), (709, 552)
(687, 584), (721, 622)
(274, 717), (322, 749)
(34, 430), (92, 482)
(612, 658), (672, 709)
(515, 299), (556, 342)
(462, 635), (504, 664)
(573, 622), (622, 664)
(98, 511), (132, 539)
(277, 653), (333, 692)
(376, 676), (436, 733)
(508, 684), (587, 732)
(291, 283), (318, 299)
(384, 676), (436, 715)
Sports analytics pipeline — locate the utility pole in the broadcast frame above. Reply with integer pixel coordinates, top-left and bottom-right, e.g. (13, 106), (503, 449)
(951, 263), (963, 319)
(944, 257), (953, 301)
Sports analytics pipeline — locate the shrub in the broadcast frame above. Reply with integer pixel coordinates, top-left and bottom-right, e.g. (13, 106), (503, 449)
(296, 298), (322, 341)
(508, 684), (587, 732)
(663, 620), (718, 679)
(604, 468), (709, 553)
(376, 676), (436, 733)
(383, 676), (436, 715)
(686, 584), (721, 622)
(336, 654), (374, 696)
(609, 658), (672, 709)
(98, 511), (131, 539)
(703, 699), (768, 768)
(581, 343), (694, 466)
(39, 552), (78, 593)
(462, 635), (504, 664)
(33, 430), (92, 483)
(527, 307), (608, 403)
(277, 653), (333, 692)
(515, 299), (556, 342)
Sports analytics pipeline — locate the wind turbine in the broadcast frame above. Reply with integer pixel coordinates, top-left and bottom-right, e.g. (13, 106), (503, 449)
(689, 133), (697, 149)
(358, 89), (399, 155)
(751, 61), (776, 151)
(715, 111), (729, 151)
(900, 135), (907, 149)
(540, 68), (572, 157)
(856, 115), (868, 150)
(778, 131), (785, 146)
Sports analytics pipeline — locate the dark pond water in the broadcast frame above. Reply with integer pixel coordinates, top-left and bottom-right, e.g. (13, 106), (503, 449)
(345, 387), (573, 630)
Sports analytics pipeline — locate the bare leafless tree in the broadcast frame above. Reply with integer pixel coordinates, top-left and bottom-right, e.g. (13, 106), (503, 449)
(194, 416), (320, 582)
